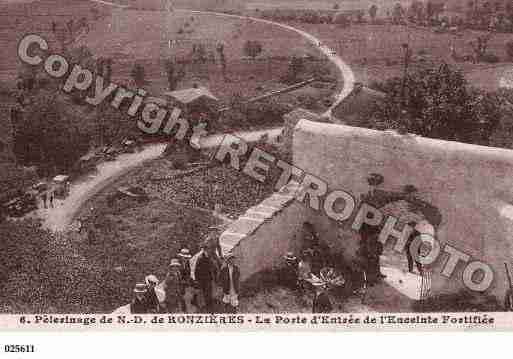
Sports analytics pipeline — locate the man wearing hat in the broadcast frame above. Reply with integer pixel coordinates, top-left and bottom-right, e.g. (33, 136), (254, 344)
(312, 284), (333, 313)
(282, 252), (299, 289)
(194, 241), (216, 313)
(130, 283), (149, 314)
(204, 230), (223, 276)
(144, 274), (162, 313)
(220, 253), (240, 313)
(164, 259), (186, 313)
(405, 221), (423, 275)
(178, 248), (195, 313)
(177, 248), (192, 283)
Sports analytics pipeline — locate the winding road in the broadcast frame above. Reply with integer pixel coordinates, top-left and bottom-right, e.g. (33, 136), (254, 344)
(41, 1), (356, 231)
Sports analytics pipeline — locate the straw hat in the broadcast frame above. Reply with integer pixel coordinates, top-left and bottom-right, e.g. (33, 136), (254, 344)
(169, 258), (181, 267)
(283, 252), (297, 261)
(145, 274), (159, 285)
(133, 283), (147, 294)
(177, 248), (192, 259)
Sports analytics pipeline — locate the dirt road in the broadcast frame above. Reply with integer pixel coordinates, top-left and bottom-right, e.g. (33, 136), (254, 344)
(41, 128), (283, 231)
(42, 1), (355, 231)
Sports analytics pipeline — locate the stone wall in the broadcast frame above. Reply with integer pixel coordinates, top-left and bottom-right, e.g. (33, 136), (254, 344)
(219, 118), (513, 302)
(292, 119), (513, 300)
(219, 181), (310, 283)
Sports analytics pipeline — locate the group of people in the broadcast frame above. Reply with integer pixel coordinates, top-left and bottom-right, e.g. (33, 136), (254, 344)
(128, 220), (430, 314)
(39, 190), (55, 209)
(281, 222), (345, 313)
(129, 232), (241, 314)
(280, 220), (428, 313)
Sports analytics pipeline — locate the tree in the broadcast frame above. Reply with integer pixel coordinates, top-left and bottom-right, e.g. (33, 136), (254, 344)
(470, 33), (493, 62)
(356, 9), (365, 23)
(130, 63), (146, 88)
(164, 59), (185, 91)
(282, 55), (305, 84)
(66, 19), (74, 37)
(391, 3), (405, 24)
(370, 63), (501, 145)
(333, 12), (351, 27)
(191, 43), (207, 64)
(466, 0), (476, 23)
(14, 92), (89, 173)
(408, 1), (424, 23)
(369, 4), (378, 22)
(216, 42), (227, 80)
(243, 40), (263, 59)
(90, 6), (100, 20)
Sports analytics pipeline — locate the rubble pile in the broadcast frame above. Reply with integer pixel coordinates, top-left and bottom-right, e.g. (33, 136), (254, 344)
(147, 162), (280, 217)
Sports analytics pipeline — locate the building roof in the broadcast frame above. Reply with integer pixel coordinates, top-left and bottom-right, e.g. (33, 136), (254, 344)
(164, 87), (218, 105)
(53, 175), (70, 183)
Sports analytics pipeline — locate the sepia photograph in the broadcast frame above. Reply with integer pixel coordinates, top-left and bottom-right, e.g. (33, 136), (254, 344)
(1, 0), (513, 330)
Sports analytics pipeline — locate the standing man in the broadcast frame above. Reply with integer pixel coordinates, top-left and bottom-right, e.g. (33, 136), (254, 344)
(220, 253), (240, 313)
(49, 190), (54, 208)
(282, 252), (299, 289)
(194, 242), (216, 313)
(130, 283), (149, 314)
(302, 222), (330, 274)
(405, 221), (423, 275)
(177, 248), (194, 313)
(144, 274), (162, 313)
(312, 284), (332, 313)
(205, 229), (223, 275)
(358, 224), (385, 285)
(41, 191), (47, 209)
(177, 248), (192, 282)
(164, 259), (186, 313)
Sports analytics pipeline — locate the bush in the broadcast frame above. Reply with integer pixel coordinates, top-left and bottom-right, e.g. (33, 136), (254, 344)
(243, 40), (263, 59)
(0, 219), (55, 312)
(297, 94), (318, 109)
(332, 12), (351, 27)
(481, 53), (500, 63)
(245, 99), (290, 125)
(371, 63), (502, 145)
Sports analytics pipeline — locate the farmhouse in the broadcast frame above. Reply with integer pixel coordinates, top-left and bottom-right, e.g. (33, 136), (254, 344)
(164, 86), (220, 121)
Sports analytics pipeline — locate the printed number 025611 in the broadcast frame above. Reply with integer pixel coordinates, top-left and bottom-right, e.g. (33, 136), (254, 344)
(4, 345), (35, 353)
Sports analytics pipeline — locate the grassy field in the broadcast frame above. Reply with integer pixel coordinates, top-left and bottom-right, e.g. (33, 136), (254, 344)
(0, 0), (114, 82)
(246, 0), (414, 13)
(292, 22), (513, 91)
(73, 9), (332, 102)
